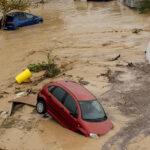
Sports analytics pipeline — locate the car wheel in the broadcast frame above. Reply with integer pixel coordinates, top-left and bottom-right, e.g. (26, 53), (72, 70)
(36, 100), (46, 114)
(39, 20), (43, 23)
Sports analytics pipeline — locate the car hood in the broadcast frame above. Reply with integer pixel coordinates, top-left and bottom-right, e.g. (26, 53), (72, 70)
(81, 119), (113, 136)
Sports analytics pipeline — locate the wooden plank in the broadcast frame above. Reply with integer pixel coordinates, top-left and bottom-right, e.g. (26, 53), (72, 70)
(9, 94), (37, 116)
(9, 94), (37, 106)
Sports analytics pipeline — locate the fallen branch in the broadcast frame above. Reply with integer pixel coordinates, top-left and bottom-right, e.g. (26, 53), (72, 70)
(112, 54), (120, 61)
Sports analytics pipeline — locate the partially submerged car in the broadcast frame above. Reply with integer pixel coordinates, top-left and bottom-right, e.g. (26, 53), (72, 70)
(36, 80), (113, 137)
(0, 12), (43, 30)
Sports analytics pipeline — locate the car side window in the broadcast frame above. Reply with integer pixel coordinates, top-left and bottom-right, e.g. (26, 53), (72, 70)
(18, 13), (27, 20)
(51, 87), (66, 103)
(48, 86), (55, 93)
(63, 94), (78, 118)
(26, 14), (34, 19)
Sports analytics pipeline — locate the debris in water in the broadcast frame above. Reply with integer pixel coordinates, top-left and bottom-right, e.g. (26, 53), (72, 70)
(14, 92), (27, 99)
(111, 54), (120, 61)
(26, 88), (37, 95)
(146, 42), (150, 63)
(9, 94), (37, 116)
(132, 28), (143, 34)
(79, 79), (90, 85)
(0, 95), (3, 99)
(127, 62), (134, 67)
(0, 91), (9, 95)
(42, 113), (52, 120)
(15, 68), (32, 84)
(0, 111), (8, 119)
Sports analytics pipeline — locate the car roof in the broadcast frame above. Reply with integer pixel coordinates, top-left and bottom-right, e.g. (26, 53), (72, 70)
(54, 80), (96, 101)
(7, 12), (26, 17)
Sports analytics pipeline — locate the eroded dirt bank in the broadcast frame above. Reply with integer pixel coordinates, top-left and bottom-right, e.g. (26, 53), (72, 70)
(0, 0), (150, 150)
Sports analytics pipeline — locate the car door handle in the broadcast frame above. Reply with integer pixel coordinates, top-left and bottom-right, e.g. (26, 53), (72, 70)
(48, 95), (51, 98)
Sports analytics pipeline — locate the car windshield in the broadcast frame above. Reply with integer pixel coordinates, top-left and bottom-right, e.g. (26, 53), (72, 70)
(79, 100), (107, 122)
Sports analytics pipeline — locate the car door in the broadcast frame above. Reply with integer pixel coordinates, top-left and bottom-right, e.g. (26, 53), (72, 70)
(17, 13), (28, 27)
(25, 13), (36, 25)
(46, 86), (67, 126)
(61, 93), (79, 131)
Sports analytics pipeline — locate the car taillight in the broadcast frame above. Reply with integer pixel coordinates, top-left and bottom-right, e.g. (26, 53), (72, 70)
(8, 22), (14, 25)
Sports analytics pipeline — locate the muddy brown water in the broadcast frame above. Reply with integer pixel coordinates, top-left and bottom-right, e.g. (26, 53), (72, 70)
(0, 0), (150, 150)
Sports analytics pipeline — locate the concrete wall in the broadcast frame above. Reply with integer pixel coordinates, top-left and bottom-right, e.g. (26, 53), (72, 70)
(118, 0), (139, 8)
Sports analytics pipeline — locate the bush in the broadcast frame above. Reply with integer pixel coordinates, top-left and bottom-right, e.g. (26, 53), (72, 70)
(27, 53), (61, 78)
(27, 62), (47, 72)
(136, 0), (150, 13)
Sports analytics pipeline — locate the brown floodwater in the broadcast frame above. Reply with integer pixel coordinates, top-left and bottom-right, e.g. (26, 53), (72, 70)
(0, 0), (150, 150)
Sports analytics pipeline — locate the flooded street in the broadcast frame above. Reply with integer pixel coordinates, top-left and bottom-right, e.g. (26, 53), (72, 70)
(0, 0), (150, 150)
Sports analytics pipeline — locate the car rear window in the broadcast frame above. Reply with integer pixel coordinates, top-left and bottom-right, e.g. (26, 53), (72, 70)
(6, 16), (14, 22)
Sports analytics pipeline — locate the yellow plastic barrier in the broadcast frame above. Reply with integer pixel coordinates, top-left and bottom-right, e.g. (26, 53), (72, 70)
(15, 69), (32, 84)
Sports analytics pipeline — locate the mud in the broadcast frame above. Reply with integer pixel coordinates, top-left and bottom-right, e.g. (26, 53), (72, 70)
(101, 63), (150, 150)
(0, 0), (150, 150)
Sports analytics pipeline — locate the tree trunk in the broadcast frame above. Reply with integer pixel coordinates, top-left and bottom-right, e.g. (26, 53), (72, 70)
(1, 12), (6, 30)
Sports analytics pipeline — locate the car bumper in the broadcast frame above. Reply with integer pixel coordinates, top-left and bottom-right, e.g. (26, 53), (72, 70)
(6, 25), (17, 30)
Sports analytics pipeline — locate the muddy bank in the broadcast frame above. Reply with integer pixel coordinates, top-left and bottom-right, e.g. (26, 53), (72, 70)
(0, 0), (150, 150)
(101, 63), (150, 150)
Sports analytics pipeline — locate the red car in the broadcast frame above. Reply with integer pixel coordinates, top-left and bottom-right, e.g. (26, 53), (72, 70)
(36, 80), (113, 138)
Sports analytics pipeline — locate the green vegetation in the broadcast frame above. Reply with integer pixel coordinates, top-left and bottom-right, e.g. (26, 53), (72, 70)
(136, 0), (150, 13)
(28, 53), (61, 78)
(0, 0), (31, 29)
(27, 62), (46, 72)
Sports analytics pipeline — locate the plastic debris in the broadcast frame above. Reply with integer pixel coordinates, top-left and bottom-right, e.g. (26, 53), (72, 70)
(15, 68), (32, 84)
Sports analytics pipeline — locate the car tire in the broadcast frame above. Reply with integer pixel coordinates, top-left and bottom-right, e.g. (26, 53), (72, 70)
(36, 100), (46, 114)
(39, 20), (43, 23)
